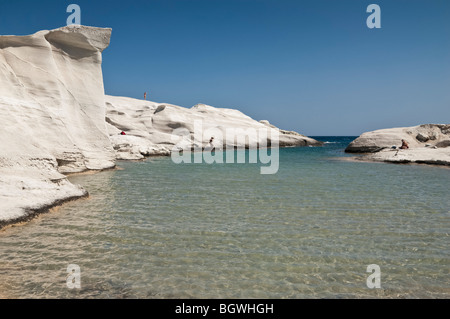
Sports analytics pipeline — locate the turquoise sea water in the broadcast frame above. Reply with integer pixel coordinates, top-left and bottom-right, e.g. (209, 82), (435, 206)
(0, 137), (449, 298)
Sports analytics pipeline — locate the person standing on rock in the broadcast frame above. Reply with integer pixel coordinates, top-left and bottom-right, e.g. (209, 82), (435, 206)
(144, 92), (147, 100)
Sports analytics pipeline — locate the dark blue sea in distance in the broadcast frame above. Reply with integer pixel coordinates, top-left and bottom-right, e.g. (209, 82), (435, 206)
(1, 137), (449, 298)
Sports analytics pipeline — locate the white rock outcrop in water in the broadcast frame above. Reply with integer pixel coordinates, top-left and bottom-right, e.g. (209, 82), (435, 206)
(0, 26), (115, 225)
(346, 124), (450, 166)
(346, 124), (450, 153)
(105, 95), (323, 160)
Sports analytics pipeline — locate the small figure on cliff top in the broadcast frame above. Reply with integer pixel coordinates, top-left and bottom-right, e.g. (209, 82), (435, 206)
(144, 92), (147, 100)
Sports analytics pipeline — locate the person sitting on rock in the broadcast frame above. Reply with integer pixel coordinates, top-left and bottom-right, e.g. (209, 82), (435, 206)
(120, 131), (126, 136)
(400, 139), (409, 149)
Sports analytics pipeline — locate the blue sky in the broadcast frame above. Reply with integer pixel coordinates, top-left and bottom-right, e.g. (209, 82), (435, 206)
(0, 0), (449, 135)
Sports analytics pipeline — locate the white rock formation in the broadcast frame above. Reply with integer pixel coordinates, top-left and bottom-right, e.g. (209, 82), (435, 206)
(359, 148), (450, 166)
(105, 95), (323, 160)
(346, 124), (450, 166)
(0, 26), (115, 226)
(346, 124), (450, 153)
(0, 25), (322, 227)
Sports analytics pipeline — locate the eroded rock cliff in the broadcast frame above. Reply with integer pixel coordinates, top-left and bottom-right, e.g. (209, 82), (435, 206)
(0, 26), (115, 225)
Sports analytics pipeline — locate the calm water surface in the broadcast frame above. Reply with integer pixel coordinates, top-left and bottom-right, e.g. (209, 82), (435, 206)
(1, 137), (449, 298)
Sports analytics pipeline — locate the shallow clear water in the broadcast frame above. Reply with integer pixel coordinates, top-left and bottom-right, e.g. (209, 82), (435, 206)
(1, 137), (449, 298)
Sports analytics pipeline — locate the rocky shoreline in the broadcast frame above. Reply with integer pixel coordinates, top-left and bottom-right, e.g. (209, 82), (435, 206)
(0, 26), (322, 229)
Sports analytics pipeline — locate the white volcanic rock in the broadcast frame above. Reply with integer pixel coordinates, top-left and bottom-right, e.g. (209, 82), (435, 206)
(347, 124), (450, 166)
(105, 95), (322, 159)
(0, 25), (321, 227)
(0, 157), (87, 226)
(0, 26), (115, 225)
(359, 148), (450, 166)
(346, 124), (450, 153)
